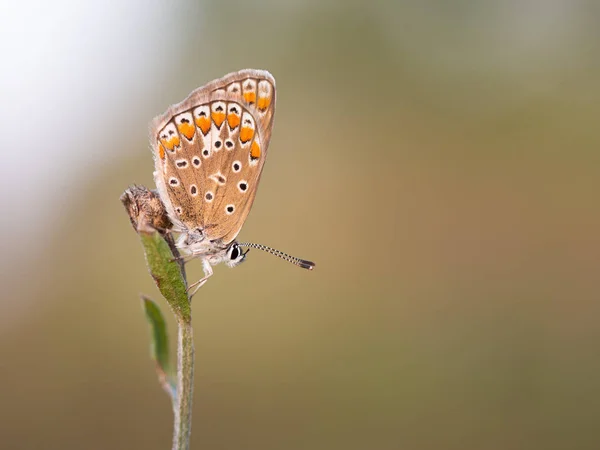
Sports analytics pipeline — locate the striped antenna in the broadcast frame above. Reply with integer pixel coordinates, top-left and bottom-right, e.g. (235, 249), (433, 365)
(238, 242), (315, 270)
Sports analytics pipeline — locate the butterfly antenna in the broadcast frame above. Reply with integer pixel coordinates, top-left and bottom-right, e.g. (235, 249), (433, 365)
(238, 242), (315, 270)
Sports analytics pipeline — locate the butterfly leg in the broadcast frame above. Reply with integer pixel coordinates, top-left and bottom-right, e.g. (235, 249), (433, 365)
(187, 259), (213, 298)
(171, 253), (196, 264)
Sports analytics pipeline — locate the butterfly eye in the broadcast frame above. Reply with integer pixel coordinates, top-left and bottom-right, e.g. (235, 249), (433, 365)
(226, 243), (248, 267)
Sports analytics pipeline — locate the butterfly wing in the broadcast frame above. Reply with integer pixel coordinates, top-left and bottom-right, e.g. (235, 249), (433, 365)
(150, 69), (276, 244)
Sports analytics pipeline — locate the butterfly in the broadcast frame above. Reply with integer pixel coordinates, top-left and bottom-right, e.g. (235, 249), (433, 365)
(149, 69), (314, 295)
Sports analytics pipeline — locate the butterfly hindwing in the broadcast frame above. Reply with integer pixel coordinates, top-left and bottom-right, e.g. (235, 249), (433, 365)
(150, 70), (276, 243)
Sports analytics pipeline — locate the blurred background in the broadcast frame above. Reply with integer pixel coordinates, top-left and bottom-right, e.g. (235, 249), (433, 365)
(1, 1), (599, 449)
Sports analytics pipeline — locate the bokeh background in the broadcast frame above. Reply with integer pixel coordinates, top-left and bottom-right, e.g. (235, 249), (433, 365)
(2, 1), (599, 449)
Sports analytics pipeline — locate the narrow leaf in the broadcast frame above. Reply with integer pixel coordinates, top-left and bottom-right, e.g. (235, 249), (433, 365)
(142, 296), (176, 397)
(139, 230), (191, 322)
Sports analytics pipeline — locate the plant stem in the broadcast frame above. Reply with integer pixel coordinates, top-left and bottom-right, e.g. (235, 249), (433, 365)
(172, 317), (194, 450)
(122, 186), (196, 448)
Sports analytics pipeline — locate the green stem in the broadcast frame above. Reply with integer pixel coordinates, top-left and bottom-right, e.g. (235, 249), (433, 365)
(121, 186), (196, 449)
(172, 317), (194, 450)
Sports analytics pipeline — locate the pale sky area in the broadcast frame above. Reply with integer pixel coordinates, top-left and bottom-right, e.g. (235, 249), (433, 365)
(0, 1), (186, 324)
(1, 1), (174, 231)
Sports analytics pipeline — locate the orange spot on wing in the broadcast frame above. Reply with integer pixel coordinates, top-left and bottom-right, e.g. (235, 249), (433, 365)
(195, 116), (211, 135)
(243, 92), (256, 104)
(177, 122), (195, 140)
(250, 141), (261, 159)
(240, 126), (255, 143)
(158, 143), (165, 160)
(161, 136), (180, 151)
(227, 113), (240, 129)
(211, 111), (225, 128)
(257, 96), (271, 111)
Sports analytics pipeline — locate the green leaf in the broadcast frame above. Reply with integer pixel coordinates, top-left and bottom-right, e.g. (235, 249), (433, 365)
(139, 230), (191, 322)
(142, 296), (176, 396)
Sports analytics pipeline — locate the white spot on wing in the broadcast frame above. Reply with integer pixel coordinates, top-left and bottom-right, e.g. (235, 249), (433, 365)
(227, 82), (241, 94)
(209, 172), (227, 185)
(258, 80), (271, 96)
(193, 105), (210, 120)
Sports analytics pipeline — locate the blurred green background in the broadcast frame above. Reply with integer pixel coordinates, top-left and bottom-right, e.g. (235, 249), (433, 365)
(1, 1), (600, 449)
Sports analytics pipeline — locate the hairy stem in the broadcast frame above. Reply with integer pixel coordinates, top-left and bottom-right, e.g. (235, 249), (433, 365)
(172, 317), (194, 450)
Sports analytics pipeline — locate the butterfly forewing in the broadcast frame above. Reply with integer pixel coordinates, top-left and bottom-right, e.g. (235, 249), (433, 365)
(150, 69), (276, 244)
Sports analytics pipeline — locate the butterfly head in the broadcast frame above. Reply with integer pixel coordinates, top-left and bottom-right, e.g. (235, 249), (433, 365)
(187, 238), (249, 268)
(225, 241), (249, 268)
